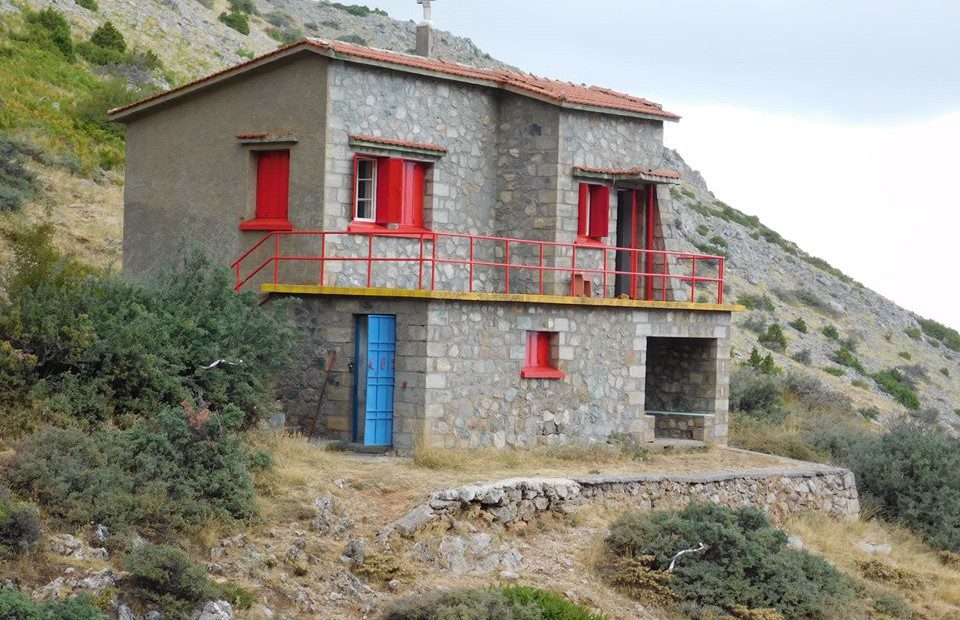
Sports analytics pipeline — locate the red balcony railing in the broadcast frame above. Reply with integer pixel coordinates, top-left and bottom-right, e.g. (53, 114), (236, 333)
(231, 230), (725, 304)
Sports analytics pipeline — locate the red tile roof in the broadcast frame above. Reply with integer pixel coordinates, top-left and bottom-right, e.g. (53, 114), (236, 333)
(349, 134), (448, 153)
(109, 39), (680, 122)
(574, 165), (682, 181)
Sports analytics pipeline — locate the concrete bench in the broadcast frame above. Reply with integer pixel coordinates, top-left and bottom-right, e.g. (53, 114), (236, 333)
(645, 410), (715, 418)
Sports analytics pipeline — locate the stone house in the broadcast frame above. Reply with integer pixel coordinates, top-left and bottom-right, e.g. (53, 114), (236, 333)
(110, 38), (737, 452)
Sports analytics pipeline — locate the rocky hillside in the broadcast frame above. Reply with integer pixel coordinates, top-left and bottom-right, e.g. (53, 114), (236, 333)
(0, 0), (957, 426)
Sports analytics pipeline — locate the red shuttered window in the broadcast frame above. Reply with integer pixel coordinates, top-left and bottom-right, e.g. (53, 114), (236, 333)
(353, 155), (429, 232)
(521, 331), (565, 380)
(577, 182), (610, 243)
(241, 150), (293, 231)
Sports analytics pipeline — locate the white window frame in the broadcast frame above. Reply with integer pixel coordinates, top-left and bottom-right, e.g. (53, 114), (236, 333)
(355, 157), (378, 222)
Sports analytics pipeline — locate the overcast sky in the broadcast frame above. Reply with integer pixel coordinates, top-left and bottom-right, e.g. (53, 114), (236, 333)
(358, 1), (960, 330)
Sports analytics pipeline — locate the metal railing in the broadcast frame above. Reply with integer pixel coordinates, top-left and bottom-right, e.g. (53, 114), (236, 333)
(231, 230), (726, 304)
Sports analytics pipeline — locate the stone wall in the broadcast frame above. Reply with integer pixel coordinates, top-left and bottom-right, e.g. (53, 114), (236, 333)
(273, 294), (732, 451)
(381, 465), (861, 539)
(646, 337), (719, 440)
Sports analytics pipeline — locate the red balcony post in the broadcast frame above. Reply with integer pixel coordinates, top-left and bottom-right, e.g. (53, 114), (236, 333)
(469, 236), (475, 293)
(273, 233), (280, 286)
(431, 236), (437, 291)
(418, 234), (425, 290)
(602, 247), (608, 298)
(690, 257), (697, 302)
(319, 233), (326, 286)
(504, 240), (511, 294)
(661, 251), (668, 301)
(570, 245), (577, 296)
(718, 258), (725, 304)
(366, 234), (373, 288)
(538, 242), (544, 295)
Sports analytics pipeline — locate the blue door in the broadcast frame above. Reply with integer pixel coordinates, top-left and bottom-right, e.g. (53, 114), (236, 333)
(357, 315), (396, 446)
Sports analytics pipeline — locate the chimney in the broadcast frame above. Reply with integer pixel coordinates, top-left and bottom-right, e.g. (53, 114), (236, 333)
(415, 0), (435, 57)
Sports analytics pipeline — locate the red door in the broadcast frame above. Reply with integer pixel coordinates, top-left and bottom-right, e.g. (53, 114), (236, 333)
(255, 150), (290, 220)
(615, 186), (658, 300)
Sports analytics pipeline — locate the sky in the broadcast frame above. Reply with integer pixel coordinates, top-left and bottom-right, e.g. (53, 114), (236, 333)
(355, 1), (960, 330)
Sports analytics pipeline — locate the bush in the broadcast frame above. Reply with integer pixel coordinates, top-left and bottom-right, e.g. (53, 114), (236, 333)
(745, 347), (780, 376)
(758, 323), (787, 351)
(7, 405), (258, 535)
(76, 40), (125, 65)
(90, 21), (126, 52)
(787, 317), (807, 333)
(0, 492), (42, 557)
(125, 544), (217, 617)
(383, 586), (604, 620)
(330, 3), (388, 17)
(905, 327), (921, 340)
(0, 227), (292, 433)
(848, 424), (960, 552)
(0, 589), (103, 619)
(25, 8), (76, 61)
(898, 351), (912, 360)
(823, 366), (845, 377)
(821, 324), (840, 340)
(871, 368), (920, 410)
(832, 347), (866, 374)
(918, 317), (960, 351)
(870, 593), (912, 620)
(730, 367), (784, 421)
(76, 0), (99, 11)
(0, 132), (40, 212)
(605, 504), (853, 619)
(228, 0), (256, 14)
(696, 224), (709, 235)
(737, 293), (775, 312)
(73, 78), (156, 140)
(219, 11), (250, 35)
(268, 26), (304, 45)
(791, 349), (811, 365)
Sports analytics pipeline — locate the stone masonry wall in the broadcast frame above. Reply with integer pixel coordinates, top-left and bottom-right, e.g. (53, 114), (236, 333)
(382, 465), (861, 539)
(646, 337), (719, 440)
(423, 300), (732, 449)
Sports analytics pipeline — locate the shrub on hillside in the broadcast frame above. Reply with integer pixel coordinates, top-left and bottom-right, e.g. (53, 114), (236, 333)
(383, 586), (604, 620)
(228, 0), (257, 14)
(871, 368), (920, 410)
(125, 544), (213, 614)
(219, 11), (250, 35)
(821, 324), (840, 340)
(0, 491), (42, 558)
(0, 132), (40, 212)
(76, 0), (99, 11)
(6, 405), (259, 535)
(849, 424), (960, 552)
(731, 367), (785, 421)
(73, 78), (157, 140)
(605, 504), (853, 619)
(90, 21), (126, 52)
(745, 347), (781, 376)
(787, 317), (808, 333)
(832, 346), (866, 374)
(758, 323), (788, 351)
(0, 226), (292, 434)
(0, 589), (104, 619)
(330, 3), (388, 17)
(918, 317), (960, 351)
(24, 8), (76, 61)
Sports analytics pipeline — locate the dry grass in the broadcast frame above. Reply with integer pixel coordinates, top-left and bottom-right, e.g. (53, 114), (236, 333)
(783, 514), (960, 618)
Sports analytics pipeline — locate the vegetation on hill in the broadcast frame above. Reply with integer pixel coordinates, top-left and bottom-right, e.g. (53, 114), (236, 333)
(384, 586), (605, 620)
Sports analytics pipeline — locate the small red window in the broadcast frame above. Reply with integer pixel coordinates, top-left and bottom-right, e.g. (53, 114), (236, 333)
(577, 183), (610, 242)
(521, 331), (564, 379)
(241, 150), (292, 231)
(353, 155), (429, 232)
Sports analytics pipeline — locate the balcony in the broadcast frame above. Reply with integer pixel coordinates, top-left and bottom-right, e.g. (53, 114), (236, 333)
(232, 230), (726, 306)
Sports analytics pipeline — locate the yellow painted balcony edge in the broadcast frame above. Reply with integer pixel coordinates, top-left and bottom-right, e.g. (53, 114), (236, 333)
(260, 284), (744, 312)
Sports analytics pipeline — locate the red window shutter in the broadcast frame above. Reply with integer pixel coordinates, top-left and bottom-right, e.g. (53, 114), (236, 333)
(526, 332), (548, 367)
(577, 183), (590, 237)
(376, 157), (404, 224)
(255, 150), (290, 220)
(588, 185), (610, 239)
(402, 161), (425, 227)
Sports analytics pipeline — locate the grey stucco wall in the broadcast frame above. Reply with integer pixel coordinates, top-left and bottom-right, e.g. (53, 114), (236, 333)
(123, 54), (329, 277)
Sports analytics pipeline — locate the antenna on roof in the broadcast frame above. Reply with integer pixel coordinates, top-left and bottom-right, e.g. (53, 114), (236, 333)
(415, 0), (436, 58)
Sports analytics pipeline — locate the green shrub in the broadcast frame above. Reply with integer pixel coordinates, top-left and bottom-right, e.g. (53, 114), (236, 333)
(787, 317), (807, 333)
(870, 593), (912, 619)
(605, 504), (853, 619)
(0, 132), (40, 212)
(708, 235), (728, 248)
(90, 21), (126, 52)
(337, 33), (367, 46)
(696, 224), (709, 235)
(898, 351), (912, 360)
(832, 347), (866, 374)
(737, 293), (775, 312)
(75, 40), (125, 65)
(219, 11), (250, 35)
(0, 492), (42, 557)
(0, 227), (292, 433)
(791, 348), (811, 365)
(125, 544), (216, 617)
(758, 323), (787, 352)
(872, 368), (921, 410)
(745, 347), (781, 376)
(7, 406), (258, 535)
(76, 0), (99, 11)
(73, 78), (156, 140)
(214, 582), (256, 610)
(731, 367), (784, 421)
(25, 8), (76, 61)
(228, 0), (257, 14)
(823, 366), (845, 377)
(383, 586), (604, 619)
(267, 26), (303, 44)
(849, 424), (960, 552)
(851, 379), (869, 389)
(940, 367), (950, 377)
(905, 327), (921, 340)
(918, 318), (960, 351)
(329, 3), (388, 17)
(0, 589), (104, 619)
(795, 289), (837, 315)
(821, 324), (840, 340)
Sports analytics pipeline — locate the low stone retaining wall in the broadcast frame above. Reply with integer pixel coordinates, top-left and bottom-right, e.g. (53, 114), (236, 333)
(381, 464), (859, 539)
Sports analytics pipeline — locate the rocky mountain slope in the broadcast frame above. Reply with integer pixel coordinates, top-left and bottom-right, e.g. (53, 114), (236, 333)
(1, 0), (957, 426)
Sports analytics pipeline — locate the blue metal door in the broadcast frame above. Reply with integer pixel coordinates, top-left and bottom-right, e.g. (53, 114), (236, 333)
(361, 315), (395, 446)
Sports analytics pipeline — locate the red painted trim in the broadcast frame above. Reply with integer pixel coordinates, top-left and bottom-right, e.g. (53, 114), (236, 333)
(577, 183), (590, 237)
(588, 184), (610, 239)
(520, 367), (566, 380)
(646, 185), (656, 301)
(574, 235), (604, 247)
(521, 332), (564, 379)
(350, 134), (447, 153)
(240, 217), (293, 231)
